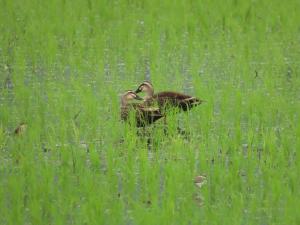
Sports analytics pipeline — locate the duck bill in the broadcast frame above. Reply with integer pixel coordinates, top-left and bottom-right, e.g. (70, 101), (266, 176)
(135, 88), (141, 94)
(134, 95), (143, 100)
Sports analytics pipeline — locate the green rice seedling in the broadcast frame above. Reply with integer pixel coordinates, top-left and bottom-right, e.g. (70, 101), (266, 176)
(1, 0), (300, 224)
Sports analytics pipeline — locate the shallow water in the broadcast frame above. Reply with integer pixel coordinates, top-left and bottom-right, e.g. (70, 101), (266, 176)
(1, 0), (300, 224)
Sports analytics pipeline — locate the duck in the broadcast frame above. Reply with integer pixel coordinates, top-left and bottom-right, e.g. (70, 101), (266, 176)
(14, 122), (27, 135)
(120, 90), (164, 127)
(135, 81), (203, 112)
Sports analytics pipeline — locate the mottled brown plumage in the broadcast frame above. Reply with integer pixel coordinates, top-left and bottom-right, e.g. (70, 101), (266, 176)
(120, 90), (164, 127)
(135, 81), (203, 112)
(14, 122), (27, 135)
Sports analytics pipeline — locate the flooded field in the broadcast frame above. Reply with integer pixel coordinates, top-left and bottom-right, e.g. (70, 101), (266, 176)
(1, 0), (300, 224)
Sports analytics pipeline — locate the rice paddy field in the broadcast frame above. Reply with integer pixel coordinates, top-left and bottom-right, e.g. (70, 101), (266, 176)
(1, 0), (300, 224)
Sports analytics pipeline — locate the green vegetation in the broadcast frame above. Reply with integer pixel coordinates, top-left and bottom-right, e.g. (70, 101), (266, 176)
(1, 0), (300, 224)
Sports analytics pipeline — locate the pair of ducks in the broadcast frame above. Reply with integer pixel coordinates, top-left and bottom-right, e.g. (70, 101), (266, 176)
(121, 81), (203, 127)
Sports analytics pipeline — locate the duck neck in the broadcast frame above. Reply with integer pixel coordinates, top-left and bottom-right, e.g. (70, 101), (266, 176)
(121, 97), (128, 107)
(145, 88), (154, 100)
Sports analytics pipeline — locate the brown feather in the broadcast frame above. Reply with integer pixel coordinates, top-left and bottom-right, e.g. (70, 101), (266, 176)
(120, 90), (163, 127)
(14, 123), (27, 135)
(121, 103), (163, 127)
(145, 91), (203, 112)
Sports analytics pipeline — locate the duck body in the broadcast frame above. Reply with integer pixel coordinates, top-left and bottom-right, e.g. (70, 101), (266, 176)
(135, 81), (203, 112)
(121, 103), (163, 127)
(120, 91), (164, 127)
(14, 122), (27, 135)
(147, 91), (203, 112)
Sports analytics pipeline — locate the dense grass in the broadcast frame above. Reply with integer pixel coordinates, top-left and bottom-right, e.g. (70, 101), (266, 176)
(1, 0), (300, 224)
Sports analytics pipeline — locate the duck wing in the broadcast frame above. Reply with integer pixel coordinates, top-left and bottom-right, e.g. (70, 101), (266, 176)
(121, 104), (164, 127)
(135, 105), (164, 127)
(153, 91), (203, 111)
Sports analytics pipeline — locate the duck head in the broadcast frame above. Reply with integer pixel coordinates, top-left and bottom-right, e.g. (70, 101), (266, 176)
(135, 81), (154, 97)
(121, 90), (143, 106)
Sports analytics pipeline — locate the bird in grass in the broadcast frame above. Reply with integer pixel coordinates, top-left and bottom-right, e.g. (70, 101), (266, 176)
(120, 90), (164, 127)
(14, 122), (27, 135)
(135, 81), (204, 113)
(135, 81), (204, 135)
